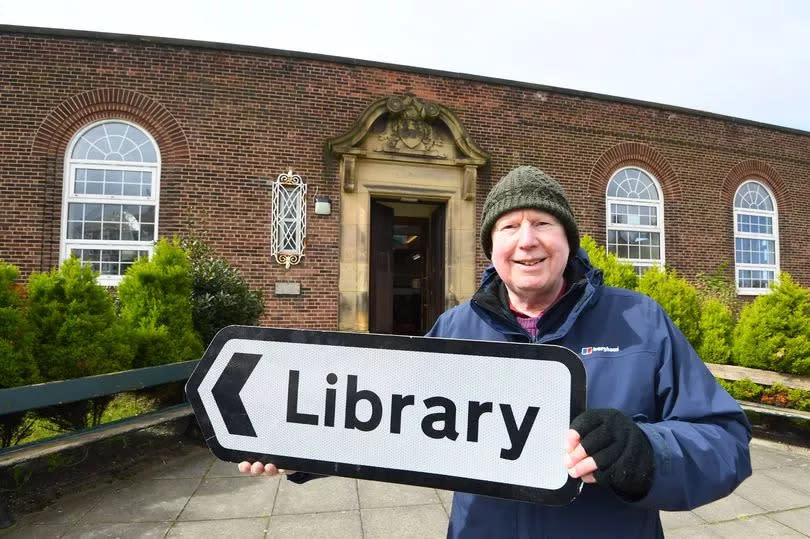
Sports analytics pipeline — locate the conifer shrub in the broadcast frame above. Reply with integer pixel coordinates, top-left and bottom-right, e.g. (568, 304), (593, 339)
(580, 235), (638, 290)
(0, 261), (38, 447)
(698, 297), (734, 365)
(637, 266), (702, 349)
(118, 238), (203, 368)
(732, 273), (810, 375)
(184, 238), (263, 346)
(26, 257), (134, 431)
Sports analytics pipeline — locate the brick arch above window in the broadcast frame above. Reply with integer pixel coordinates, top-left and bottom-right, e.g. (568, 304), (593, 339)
(721, 160), (789, 214)
(31, 88), (189, 162)
(588, 142), (681, 201)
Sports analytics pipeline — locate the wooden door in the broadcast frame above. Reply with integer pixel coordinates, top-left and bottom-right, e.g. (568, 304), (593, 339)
(425, 204), (446, 332)
(369, 200), (394, 333)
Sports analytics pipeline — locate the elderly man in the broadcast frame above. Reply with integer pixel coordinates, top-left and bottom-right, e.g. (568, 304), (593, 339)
(240, 165), (752, 538)
(425, 165), (751, 538)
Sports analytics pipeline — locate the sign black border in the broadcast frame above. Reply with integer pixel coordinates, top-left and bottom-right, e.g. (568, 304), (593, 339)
(186, 325), (587, 505)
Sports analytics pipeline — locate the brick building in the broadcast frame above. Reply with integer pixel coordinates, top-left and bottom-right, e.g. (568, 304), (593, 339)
(2, 25), (808, 334)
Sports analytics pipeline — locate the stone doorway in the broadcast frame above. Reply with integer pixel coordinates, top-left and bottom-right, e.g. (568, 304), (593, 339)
(329, 95), (489, 332)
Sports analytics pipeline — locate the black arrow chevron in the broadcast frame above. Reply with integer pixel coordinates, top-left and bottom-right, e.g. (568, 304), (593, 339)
(212, 352), (262, 437)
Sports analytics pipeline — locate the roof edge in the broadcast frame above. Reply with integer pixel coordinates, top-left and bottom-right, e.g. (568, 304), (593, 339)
(2, 24), (808, 138)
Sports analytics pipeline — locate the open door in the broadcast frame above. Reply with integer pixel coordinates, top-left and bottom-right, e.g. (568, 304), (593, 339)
(425, 204), (445, 331)
(369, 200), (394, 333)
(369, 199), (446, 335)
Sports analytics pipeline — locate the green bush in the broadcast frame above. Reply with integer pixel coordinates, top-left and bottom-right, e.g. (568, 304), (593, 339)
(580, 235), (638, 290)
(26, 257), (134, 430)
(0, 261), (37, 387)
(732, 273), (810, 375)
(698, 297), (734, 364)
(184, 238), (263, 346)
(637, 266), (702, 349)
(720, 378), (763, 401)
(0, 261), (38, 447)
(118, 238), (203, 368)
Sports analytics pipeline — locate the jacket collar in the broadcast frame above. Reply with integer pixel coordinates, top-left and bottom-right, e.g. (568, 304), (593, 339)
(472, 250), (603, 342)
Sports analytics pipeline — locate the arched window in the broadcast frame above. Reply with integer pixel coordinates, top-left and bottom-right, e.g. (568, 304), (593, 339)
(605, 167), (665, 274)
(61, 120), (160, 285)
(733, 180), (779, 294)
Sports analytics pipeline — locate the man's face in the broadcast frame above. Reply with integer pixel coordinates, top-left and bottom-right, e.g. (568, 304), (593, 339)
(490, 209), (570, 306)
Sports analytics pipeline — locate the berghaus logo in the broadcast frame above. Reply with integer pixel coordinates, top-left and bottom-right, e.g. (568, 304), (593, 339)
(581, 346), (620, 355)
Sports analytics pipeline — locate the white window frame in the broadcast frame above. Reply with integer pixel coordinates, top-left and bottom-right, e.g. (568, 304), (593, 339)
(733, 180), (779, 295)
(60, 119), (161, 286)
(605, 166), (665, 274)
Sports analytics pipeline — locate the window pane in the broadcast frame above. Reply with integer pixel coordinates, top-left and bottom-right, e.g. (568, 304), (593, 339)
(67, 222), (83, 239)
(123, 205), (141, 221)
(120, 250), (139, 263)
(141, 206), (155, 223)
(86, 181), (103, 195)
(607, 168), (659, 200)
(121, 222), (139, 241)
(102, 223), (120, 240)
(102, 250), (119, 262)
(68, 203), (83, 220)
(101, 262), (117, 275)
(140, 224), (154, 241)
(85, 204), (102, 221)
(84, 222), (101, 239)
(103, 204), (121, 222)
(72, 122), (157, 163)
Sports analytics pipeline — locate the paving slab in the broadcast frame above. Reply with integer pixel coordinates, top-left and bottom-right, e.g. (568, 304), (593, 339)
(207, 457), (247, 478)
(267, 510), (363, 539)
(660, 509), (706, 530)
(361, 504), (449, 539)
(662, 524), (722, 538)
(709, 514), (805, 538)
(139, 446), (214, 480)
(691, 491), (766, 523)
(178, 476), (278, 520)
(10, 480), (109, 526)
(733, 470), (810, 511)
(0, 523), (68, 539)
(60, 521), (172, 538)
(273, 476), (359, 515)
(758, 464), (810, 496)
(768, 506), (810, 535)
(437, 489), (453, 515)
(167, 516), (268, 537)
(80, 477), (200, 523)
(358, 480), (441, 508)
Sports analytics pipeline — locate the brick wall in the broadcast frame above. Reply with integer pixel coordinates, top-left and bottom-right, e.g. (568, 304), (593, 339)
(2, 27), (808, 329)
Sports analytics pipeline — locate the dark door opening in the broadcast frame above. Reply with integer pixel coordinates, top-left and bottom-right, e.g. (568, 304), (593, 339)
(369, 199), (445, 335)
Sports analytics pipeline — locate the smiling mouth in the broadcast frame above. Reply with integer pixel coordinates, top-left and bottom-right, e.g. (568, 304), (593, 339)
(514, 258), (546, 266)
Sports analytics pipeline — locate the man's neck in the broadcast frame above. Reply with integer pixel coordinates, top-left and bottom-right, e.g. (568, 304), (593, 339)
(507, 281), (567, 318)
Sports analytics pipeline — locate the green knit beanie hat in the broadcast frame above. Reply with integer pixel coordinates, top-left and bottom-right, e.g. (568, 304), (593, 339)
(480, 166), (580, 259)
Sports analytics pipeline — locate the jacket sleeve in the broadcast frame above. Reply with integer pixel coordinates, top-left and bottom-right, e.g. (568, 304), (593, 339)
(632, 307), (752, 510)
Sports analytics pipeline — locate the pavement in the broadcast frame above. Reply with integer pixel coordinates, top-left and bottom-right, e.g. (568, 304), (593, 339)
(3, 437), (810, 538)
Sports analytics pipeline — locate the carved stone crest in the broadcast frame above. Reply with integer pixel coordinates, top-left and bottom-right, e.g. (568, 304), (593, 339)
(379, 95), (444, 155)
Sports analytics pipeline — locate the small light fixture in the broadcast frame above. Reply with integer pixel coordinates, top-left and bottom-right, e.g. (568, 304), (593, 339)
(314, 195), (331, 215)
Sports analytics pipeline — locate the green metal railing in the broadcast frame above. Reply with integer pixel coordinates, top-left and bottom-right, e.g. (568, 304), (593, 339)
(0, 359), (200, 528)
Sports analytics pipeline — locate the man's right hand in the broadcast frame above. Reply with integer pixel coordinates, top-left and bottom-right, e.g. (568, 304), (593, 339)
(237, 461), (288, 476)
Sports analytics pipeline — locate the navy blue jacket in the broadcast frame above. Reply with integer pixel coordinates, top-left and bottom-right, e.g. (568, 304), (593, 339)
(426, 253), (752, 538)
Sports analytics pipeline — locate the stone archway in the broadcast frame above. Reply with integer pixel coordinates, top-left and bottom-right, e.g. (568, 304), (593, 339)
(329, 95), (489, 332)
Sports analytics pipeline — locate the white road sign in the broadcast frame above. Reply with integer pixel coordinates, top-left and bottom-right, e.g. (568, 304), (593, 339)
(186, 326), (586, 504)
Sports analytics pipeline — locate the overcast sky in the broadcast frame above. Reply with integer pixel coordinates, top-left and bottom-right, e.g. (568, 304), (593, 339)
(3, 0), (809, 132)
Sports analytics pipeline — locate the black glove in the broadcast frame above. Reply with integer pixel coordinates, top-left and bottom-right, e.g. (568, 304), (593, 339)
(570, 408), (654, 500)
